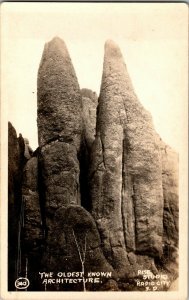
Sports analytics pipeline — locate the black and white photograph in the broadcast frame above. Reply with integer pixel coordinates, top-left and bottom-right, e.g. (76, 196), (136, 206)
(0, 2), (188, 299)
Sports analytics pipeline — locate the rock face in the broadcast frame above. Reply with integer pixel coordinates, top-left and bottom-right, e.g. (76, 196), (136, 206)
(81, 88), (98, 149)
(22, 157), (44, 251)
(20, 156), (45, 290)
(90, 40), (163, 275)
(80, 88), (98, 211)
(37, 37), (83, 238)
(8, 38), (179, 292)
(37, 37), (84, 287)
(159, 139), (179, 279)
(41, 205), (115, 291)
(37, 37), (83, 148)
(36, 38), (115, 291)
(24, 138), (33, 159)
(8, 123), (27, 290)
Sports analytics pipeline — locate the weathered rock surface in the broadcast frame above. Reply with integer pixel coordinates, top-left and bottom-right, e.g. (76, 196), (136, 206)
(8, 123), (26, 289)
(39, 142), (81, 212)
(37, 37), (83, 239)
(158, 139), (179, 279)
(24, 138), (33, 159)
(19, 156), (45, 290)
(41, 205), (116, 291)
(37, 37), (83, 148)
(90, 40), (164, 274)
(80, 88), (98, 211)
(8, 38), (179, 291)
(8, 123), (22, 202)
(81, 88), (98, 149)
(36, 38), (115, 291)
(22, 157), (44, 251)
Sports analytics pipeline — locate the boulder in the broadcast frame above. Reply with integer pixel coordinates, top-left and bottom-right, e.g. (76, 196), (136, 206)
(41, 205), (116, 291)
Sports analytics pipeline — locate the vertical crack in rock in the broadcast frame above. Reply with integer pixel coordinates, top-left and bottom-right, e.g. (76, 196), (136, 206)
(81, 88), (98, 150)
(132, 181), (137, 253)
(121, 137), (127, 250)
(80, 89), (98, 211)
(37, 149), (47, 239)
(157, 138), (179, 279)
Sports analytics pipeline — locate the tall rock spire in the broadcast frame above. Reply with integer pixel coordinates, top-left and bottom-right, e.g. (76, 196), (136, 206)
(37, 36), (83, 232)
(37, 37), (84, 283)
(37, 37), (83, 148)
(37, 36), (83, 207)
(90, 40), (164, 274)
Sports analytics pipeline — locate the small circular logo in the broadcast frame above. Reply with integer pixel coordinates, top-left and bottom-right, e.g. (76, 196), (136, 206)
(15, 277), (30, 290)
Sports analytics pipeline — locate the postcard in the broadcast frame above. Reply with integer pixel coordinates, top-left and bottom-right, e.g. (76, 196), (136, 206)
(0, 2), (188, 300)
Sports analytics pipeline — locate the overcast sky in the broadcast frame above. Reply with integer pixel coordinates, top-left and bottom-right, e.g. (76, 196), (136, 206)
(1, 2), (188, 153)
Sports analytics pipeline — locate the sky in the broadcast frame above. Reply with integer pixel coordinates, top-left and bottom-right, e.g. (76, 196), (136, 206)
(1, 2), (188, 153)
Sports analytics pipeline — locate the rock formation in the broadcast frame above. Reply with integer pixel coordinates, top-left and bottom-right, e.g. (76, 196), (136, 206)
(8, 37), (179, 292)
(8, 123), (30, 289)
(22, 156), (44, 252)
(80, 88), (98, 211)
(159, 139), (179, 280)
(36, 37), (114, 290)
(24, 138), (33, 159)
(90, 40), (163, 277)
(37, 37), (83, 210)
(37, 37), (83, 287)
(37, 37), (83, 270)
(81, 88), (98, 149)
